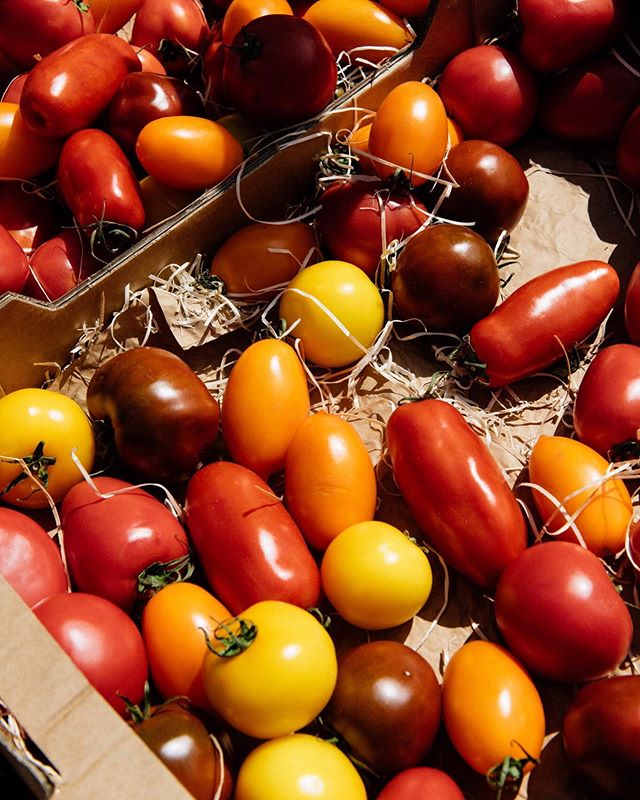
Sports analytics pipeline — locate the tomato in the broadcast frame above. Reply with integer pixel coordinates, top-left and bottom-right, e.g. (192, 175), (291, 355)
(563, 675), (640, 800)
(61, 476), (191, 612)
(377, 767), (465, 800)
(347, 121), (373, 172)
(279, 259), (385, 368)
(368, 81), (448, 185)
(26, 228), (101, 302)
(0, 388), (95, 509)
(438, 45), (539, 147)
(210, 221), (317, 300)
(464, 260), (620, 387)
(442, 641), (545, 780)
(0, 0), (95, 71)
(324, 640), (440, 776)
(135, 46), (167, 74)
(446, 116), (464, 147)
(221, 338), (310, 478)
(435, 139), (529, 243)
(201, 600), (337, 738)
(223, 15), (337, 128)
(0, 181), (61, 255)
(321, 521), (432, 629)
(87, 346), (220, 483)
(315, 179), (428, 279)
(0, 222), (29, 294)
(90, 0), (144, 33)
(0, 506), (67, 608)
(386, 398), (526, 588)
(391, 223), (500, 333)
(528, 435), (632, 556)
(19, 33), (141, 138)
(184, 461), (321, 613)
(136, 116), (244, 192)
(378, 0), (432, 17)
(302, 0), (414, 65)
(1, 73), (27, 104)
(221, 0), (294, 45)
(0, 102), (62, 179)
(517, 0), (632, 74)
(33, 592), (148, 715)
(625, 261), (640, 343)
(284, 411), (377, 551)
(234, 734), (367, 799)
(618, 104), (640, 190)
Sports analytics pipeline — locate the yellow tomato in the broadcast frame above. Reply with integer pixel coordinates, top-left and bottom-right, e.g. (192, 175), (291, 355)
(528, 435), (633, 557)
(447, 116), (465, 147)
(0, 103), (62, 180)
(279, 259), (385, 368)
(222, 0), (294, 45)
(321, 520), (432, 629)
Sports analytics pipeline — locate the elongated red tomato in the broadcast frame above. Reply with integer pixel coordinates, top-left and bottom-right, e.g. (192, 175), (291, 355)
(386, 398), (526, 588)
(466, 260), (619, 387)
(184, 461), (321, 613)
(0, 222), (29, 294)
(26, 228), (101, 301)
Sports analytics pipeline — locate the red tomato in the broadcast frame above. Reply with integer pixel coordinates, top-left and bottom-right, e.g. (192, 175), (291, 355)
(19, 33), (141, 138)
(32, 592), (148, 716)
(90, 0), (144, 33)
(1, 73), (27, 104)
(377, 767), (465, 800)
(495, 541), (633, 683)
(465, 260), (620, 387)
(386, 398), (526, 588)
(0, 222), (29, 293)
(61, 476), (191, 612)
(0, 181), (61, 255)
(26, 228), (101, 301)
(438, 44), (539, 147)
(184, 461), (321, 613)
(618, 105), (640, 190)
(625, 262), (640, 342)
(0, 102), (62, 179)
(0, 507), (67, 608)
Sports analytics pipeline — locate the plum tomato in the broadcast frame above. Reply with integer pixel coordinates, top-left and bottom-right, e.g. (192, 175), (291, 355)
(0, 222), (29, 294)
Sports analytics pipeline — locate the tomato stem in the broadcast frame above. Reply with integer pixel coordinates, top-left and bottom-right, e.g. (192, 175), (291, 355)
(137, 553), (195, 599)
(204, 617), (258, 657)
(608, 438), (640, 462)
(0, 441), (56, 498)
(232, 29), (263, 65)
(486, 744), (540, 799)
(74, 0), (91, 12)
(452, 337), (489, 383)
(307, 607), (332, 629)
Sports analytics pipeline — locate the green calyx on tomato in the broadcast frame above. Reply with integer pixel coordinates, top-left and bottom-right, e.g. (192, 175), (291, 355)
(451, 337), (489, 383)
(233, 29), (264, 65)
(0, 440), (56, 498)
(486, 748), (540, 800)
(74, 0), (91, 12)
(136, 553), (195, 600)
(205, 617), (259, 657)
(89, 221), (140, 260)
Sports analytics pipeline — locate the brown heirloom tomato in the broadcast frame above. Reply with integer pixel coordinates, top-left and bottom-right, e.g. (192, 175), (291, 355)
(86, 346), (220, 483)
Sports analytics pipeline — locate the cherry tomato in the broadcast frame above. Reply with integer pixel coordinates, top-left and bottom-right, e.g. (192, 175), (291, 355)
(0, 388), (95, 509)
(26, 227), (101, 302)
(0, 222), (29, 293)
(618, 104), (640, 190)
(386, 398), (526, 588)
(0, 102), (62, 179)
(284, 411), (377, 551)
(184, 461), (321, 613)
(279, 259), (385, 368)
(368, 81), (448, 184)
(442, 640), (545, 778)
(90, 0), (144, 33)
(377, 767), (465, 800)
(33, 591), (148, 716)
(221, 0), (294, 45)
(528, 435), (632, 557)
(0, 181), (61, 255)
(201, 600), (337, 739)
(221, 339), (309, 478)
(0, 506), (67, 608)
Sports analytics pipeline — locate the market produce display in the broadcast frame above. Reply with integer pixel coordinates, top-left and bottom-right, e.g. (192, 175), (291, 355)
(1, 1), (640, 799)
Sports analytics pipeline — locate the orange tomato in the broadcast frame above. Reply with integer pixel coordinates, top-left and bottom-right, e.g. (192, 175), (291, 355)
(378, 0), (432, 17)
(210, 221), (318, 301)
(443, 640), (545, 777)
(528, 435), (633, 557)
(221, 338), (311, 478)
(447, 116), (464, 148)
(91, 0), (144, 33)
(348, 121), (374, 172)
(284, 411), (377, 551)
(368, 81), (448, 185)
(0, 103), (62, 180)
(222, 0), (294, 45)
(141, 581), (231, 711)
(136, 116), (244, 191)
(303, 0), (414, 64)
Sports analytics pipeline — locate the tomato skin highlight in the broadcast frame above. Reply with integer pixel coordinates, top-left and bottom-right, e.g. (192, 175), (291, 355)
(386, 398), (526, 588)
(467, 260), (620, 387)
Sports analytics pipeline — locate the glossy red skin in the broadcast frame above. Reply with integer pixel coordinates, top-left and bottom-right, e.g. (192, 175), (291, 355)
(437, 45), (538, 147)
(324, 641), (442, 777)
(468, 260), (620, 387)
(32, 592), (148, 716)
(223, 15), (338, 128)
(572, 343), (640, 457)
(316, 180), (428, 279)
(202, 38), (227, 112)
(0, 0), (95, 71)
(0, 507), (67, 608)
(563, 675), (640, 799)
(377, 767), (465, 800)
(386, 398), (526, 588)
(495, 541), (632, 683)
(539, 50), (640, 144)
(184, 461), (321, 614)
(0, 222), (29, 293)
(86, 346), (221, 483)
(56, 129), (145, 237)
(26, 228), (101, 301)
(0, 182), (61, 256)
(61, 477), (191, 612)
(625, 260), (640, 343)
(518, 0), (632, 74)
(618, 104), (640, 190)
(1, 72), (27, 103)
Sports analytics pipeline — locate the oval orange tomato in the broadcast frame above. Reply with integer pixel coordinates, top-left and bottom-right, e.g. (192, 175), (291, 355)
(0, 102), (62, 179)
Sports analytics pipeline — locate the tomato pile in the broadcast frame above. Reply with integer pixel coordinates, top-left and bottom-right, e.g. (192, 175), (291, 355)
(2, 1), (640, 799)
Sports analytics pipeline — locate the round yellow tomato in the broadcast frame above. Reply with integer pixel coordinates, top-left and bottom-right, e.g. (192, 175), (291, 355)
(0, 102), (62, 180)
(222, 0), (294, 45)
(279, 260), (385, 368)
(202, 600), (337, 739)
(136, 116), (244, 191)
(0, 388), (95, 508)
(528, 435), (633, 557)
(321, 520), (432, 629)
